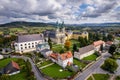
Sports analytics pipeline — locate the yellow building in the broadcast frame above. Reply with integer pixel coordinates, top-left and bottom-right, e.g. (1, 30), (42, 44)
(72, 31), (89, 40)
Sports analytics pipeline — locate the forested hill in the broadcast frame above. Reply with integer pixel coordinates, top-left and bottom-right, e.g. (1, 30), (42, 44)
(0, 21), (55, 27)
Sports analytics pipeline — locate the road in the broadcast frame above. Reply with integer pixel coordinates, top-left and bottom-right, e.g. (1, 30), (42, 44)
(75, 52), (111, 80)
(9, 55), (45, 80)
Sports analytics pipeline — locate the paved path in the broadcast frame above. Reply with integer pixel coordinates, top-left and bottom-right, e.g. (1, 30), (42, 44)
(40, 63), (54, 69)
(75, 52), (111, 80)
(10, 55), (45, 80)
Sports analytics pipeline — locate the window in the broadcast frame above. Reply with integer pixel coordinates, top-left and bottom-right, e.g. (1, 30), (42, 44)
(35, 42), (37, 44)
(25, 47), (27, 49)
(25, 44), (27, 45)
(32, 43), (34, 44)
(21, 44), (23, 46)
(32, 46), (34, 48)
(28, 43), (30, 45)
(21, 47), (23, 50)
(29, 46), (30, 48)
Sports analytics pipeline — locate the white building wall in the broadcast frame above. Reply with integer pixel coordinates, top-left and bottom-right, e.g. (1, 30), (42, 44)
(57, 57), (73, 68)
(15, 40), (44, 54)
(74, 50), (95, 60)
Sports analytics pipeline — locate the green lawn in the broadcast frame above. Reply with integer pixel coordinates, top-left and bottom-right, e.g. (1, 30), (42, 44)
(0, 58), (18, 68)
(41, 64), (75, 79)
(38, 60), (53, 67)
(73, 58), (86, 68)
(82, 54), (98, 61)
(52, 44), (65, 53)
(87, 76), (93, 80)
(93, 74), (110, 80)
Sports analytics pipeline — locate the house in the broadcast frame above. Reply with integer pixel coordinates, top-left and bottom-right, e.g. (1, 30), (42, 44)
(36, 42), (52, 58)
(72, 31), (89, 40)
(74, 45), (95, 60)
(50, 51), (73, 68)
(14, 34), (44, 54)
(43, 21), (72, 44)
(93, 40), (105, 51)
(3, 61), (20, 75)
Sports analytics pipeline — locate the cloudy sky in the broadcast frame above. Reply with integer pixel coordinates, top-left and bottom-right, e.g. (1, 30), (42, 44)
(0, 0), (120, 24)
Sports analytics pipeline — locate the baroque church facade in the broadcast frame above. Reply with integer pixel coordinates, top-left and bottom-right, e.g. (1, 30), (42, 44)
(43, 21), (72, 44)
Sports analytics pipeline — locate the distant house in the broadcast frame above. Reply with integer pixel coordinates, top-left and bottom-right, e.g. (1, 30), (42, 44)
(14, 34), (44, 54)
(50, 51), (73, 68)
(74, 45), (95, 60)
(93, 40), (105, 51)
(72, 31), (89, 40)
(3, 61), (20, 75)
(36, 42), (52, 58)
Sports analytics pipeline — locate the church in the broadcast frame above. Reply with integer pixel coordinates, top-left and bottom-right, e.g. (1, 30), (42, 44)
(43, 21), (72, 44)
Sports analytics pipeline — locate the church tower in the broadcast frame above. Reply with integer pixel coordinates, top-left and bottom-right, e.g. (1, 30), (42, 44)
(61, 21), (65, 33)
(56, 21), (59, 33)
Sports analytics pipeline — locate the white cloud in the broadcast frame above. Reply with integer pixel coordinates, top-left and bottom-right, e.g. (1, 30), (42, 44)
(0, 0), (120, 24)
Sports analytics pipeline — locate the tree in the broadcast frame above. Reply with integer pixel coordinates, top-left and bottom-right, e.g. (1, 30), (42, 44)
(101, 58), (118, 73)
(78, 36), (87, 47)
(64, 39), (71, 51)
(100, 44), (103, 51)
(108, 44), (117, 55)
(107, 34), (114, 41)
(48, 37), (52, 49)
(73, 44), (77, 52)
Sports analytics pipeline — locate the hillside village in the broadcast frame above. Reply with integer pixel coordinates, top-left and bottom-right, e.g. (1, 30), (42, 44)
(0, 21), (120, 80)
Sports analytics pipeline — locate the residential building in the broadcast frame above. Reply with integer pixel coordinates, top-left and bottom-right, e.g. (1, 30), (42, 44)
(93, 40), (105, 51)
(3, 61), (20, 75)
(36, 42), (52, 58)
(74, 45), (95, 60)
(14, 34), (44, 54)
(72, 31), (89, 40)
(50, 51), (73, 68)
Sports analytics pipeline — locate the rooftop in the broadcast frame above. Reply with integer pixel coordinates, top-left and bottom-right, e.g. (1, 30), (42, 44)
(93, 40), (105, 47)
(78, 45), (94, 55)
(17, 34), (44, 43)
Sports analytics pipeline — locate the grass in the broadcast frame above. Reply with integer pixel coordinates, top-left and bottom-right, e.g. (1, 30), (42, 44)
(38, 60), (53, 67)
(10, 72), (27, 80)
(0, 58), (18, 68)
(82, 54), (98, 61)
(93, 74), (110, 80)
(41, 64), (75, 79)
(87, 76), (93, 80)
(73, 58), (86, 68)
(52, 44), (65, 53)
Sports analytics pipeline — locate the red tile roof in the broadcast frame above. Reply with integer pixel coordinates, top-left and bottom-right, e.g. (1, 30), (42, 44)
(60, 51), (73, 60)
(50, 53), (59, 60)
(93, 40), (105, 47)
(50, 51), (73, 61)
(11, 61), (20, 70)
